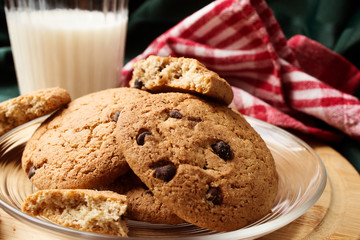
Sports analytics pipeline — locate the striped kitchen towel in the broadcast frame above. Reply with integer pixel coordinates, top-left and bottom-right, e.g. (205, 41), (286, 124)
(121, 0), (360, 141)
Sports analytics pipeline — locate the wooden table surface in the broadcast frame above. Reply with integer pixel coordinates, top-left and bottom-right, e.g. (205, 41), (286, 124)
(0, 141), (359, 240)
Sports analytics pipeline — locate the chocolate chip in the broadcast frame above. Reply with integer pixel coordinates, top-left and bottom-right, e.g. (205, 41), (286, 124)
(28, 166), (36, 179)
(169, 110), (182, 119)
(153, 164), (176, 182)
(141, 183), (149, 190)
(188, 116), (201, 122)
(206, 187), (222, 205)
(212, 141), (232, 160)
(145, 190), (154, 196)
(111, 111), (121, 122)
(136, 131), (152, 145)
(133, 79), (143, 89)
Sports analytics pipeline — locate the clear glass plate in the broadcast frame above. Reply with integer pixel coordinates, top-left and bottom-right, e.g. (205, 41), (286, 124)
(0, 115), (327, 240)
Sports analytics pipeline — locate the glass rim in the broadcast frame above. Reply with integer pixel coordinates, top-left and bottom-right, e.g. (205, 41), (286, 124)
(4, 0), (128, 12)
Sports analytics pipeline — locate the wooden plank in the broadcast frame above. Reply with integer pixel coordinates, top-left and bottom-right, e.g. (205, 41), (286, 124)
(261, 143), (360, 240)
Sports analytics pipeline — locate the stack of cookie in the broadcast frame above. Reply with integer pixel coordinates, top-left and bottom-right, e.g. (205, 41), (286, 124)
(18, 56), (278, 235)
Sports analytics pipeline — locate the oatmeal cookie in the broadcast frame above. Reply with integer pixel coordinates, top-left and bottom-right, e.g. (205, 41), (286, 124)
(22, 87), (149, 189)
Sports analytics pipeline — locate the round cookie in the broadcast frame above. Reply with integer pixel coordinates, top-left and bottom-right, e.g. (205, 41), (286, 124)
(115, 92), (278, 231)
(0, 87), (70, 136)
(129, 56), (234, 105)
(22, 87), (149, 190)
(99, 170), (184, 225)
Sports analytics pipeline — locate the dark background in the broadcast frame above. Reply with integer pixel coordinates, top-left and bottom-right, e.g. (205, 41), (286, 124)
(0, 0), (359, 171)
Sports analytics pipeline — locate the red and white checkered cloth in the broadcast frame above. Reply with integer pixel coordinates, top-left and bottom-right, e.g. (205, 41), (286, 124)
(121, 0), (360, 141)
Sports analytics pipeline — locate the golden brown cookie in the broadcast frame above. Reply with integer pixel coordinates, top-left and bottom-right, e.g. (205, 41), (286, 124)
(129, 56), (234, 105)
(21, 87), (149, 190)
(100, 171), (184, 225)
(0, 87), (70, 136)
(115, 92), (278, 231)
(22, 189), (128, 237)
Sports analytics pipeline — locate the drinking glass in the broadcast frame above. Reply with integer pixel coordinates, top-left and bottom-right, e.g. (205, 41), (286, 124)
(4, 0), (128, 99)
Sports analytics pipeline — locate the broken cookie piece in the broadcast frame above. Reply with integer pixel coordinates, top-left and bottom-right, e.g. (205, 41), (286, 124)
(21, 189), (128, 237)
(129, 56), (234, 105)
(0, 87), (71, 136)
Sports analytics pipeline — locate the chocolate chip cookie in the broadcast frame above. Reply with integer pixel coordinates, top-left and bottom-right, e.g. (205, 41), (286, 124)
(129, 56), (234, 105)
(22, 87), (149, 190)
(0, 87), (70, 136)
(100, 171), (184, 225)
(115, 92), (278, 231)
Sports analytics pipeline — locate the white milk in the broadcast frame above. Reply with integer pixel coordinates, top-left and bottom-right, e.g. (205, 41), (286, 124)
(6, 9), (127, 99)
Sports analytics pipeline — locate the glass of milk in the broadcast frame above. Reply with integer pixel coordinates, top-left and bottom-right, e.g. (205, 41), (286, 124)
(4, 0), (128, 99)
